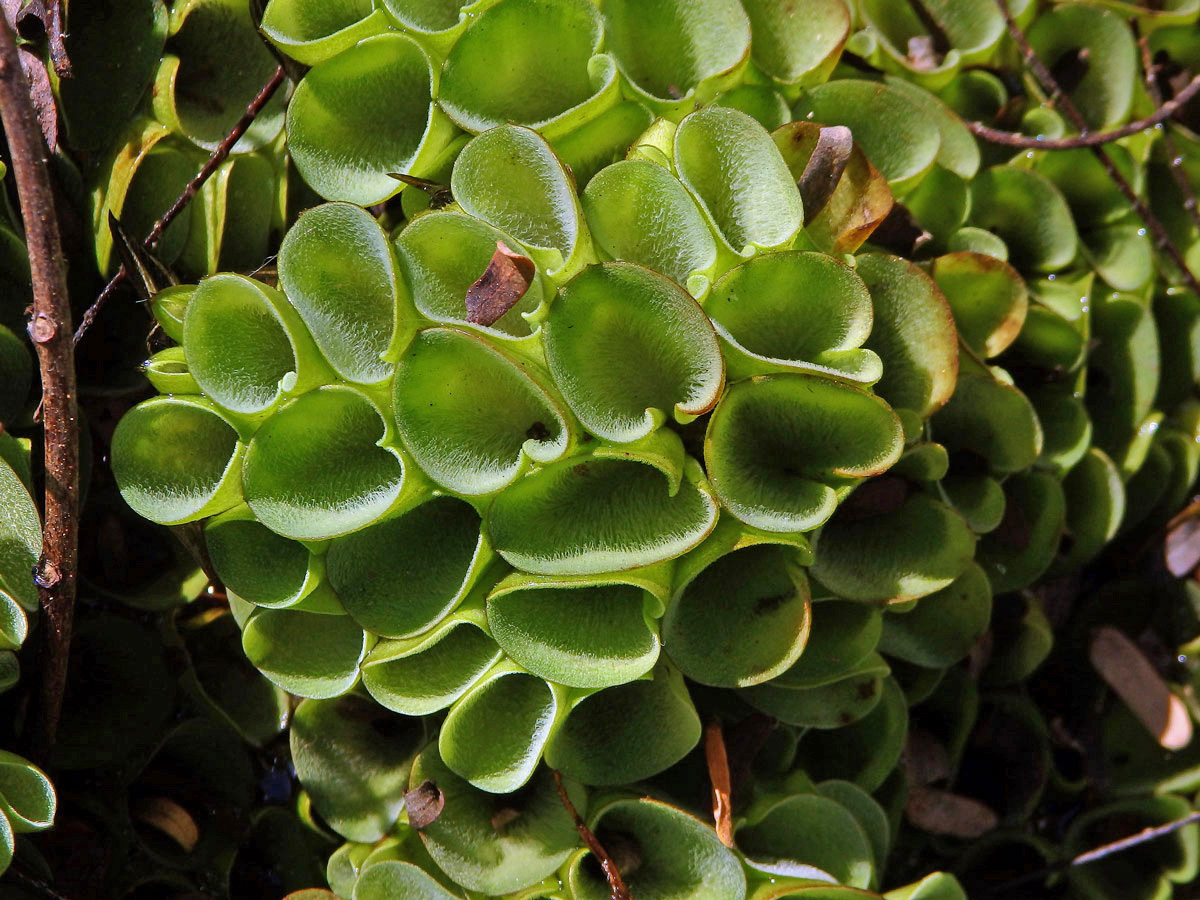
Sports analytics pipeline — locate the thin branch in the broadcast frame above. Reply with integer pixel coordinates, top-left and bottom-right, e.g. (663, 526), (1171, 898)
(980, 810), (1200, 896)
(72, 64), (287, 347)
(0, 15), (79, 763)
(1138, 29), (1200, 238)
(704, 719), (734, 847)
(551, 770), (631, 900)
(966, 72), (1200, 149)
(991, 0), (1200, 297)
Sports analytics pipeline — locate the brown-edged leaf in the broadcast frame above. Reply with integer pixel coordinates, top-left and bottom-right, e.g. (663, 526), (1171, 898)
(798, 125), (852, 222)
(1090, 625), (1193, 750)
(465, 240), (536, 327)
(404, 779), (444, 829)
(905, 785), (998, 838)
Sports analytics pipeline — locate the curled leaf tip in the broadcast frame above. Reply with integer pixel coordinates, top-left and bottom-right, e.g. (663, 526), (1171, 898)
(466, 240), (536, 327)
(404, 779), (445, 829)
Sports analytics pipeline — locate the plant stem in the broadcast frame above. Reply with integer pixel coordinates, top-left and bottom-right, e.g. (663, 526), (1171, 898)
(552, 770), (631, 900)
(966, 72), (1200, 149)
(72, 64), (287, 347)
(0, 16), (79, 763)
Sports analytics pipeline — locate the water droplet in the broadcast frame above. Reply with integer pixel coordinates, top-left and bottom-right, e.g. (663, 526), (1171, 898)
(1138, 228), (1147, 237)
(1179, 655), (1189, 664)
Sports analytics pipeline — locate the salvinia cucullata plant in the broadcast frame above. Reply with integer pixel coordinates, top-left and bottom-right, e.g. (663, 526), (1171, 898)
(98, 0), (1200, 897)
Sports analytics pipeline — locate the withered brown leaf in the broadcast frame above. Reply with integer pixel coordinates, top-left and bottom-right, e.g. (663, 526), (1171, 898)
(466, 240), (536, 327)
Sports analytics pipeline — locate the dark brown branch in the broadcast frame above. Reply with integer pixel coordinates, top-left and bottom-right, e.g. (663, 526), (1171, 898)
(966, 72), (1200, 149)
(991, 0), (1200, 297)
(552, 770), (631, 900)
(73, 64), (287, 347)
(1138, 29), (1200, 238)
(0, 15), (78, 763)
(704, 719), (734, 847)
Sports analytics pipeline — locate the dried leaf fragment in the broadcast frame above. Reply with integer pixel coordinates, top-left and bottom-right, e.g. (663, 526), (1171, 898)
(404, 779), (445, 829)
(1166, 502), (1200, 577)
(798, 125), (852, 221)
(466, 241), (536, 327)
(704, 719), (734, 847)
(905, 785), (998, 838)
(1090, 625), (1193, 750)
(131, 796), (201, 853)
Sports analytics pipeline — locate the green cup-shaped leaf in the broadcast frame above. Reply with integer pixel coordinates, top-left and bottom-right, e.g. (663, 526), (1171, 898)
(154, 0), (285, 152)
(411, 747), (582, 894)
(857, 253), (958, 419)
(327, 496), (491, 637)
(1087, 293), (1161, 468)
(1029, 386), (1092, 473)
(705, 374), (904, 533)
(1155, 289), (1200, 411)
(967, 167), (1078, 273)
(112, 397), (244, 526)
(487, 453), (718, 575)
(353, 861), (463, 900)
(1035, 145), (1143, 227)
(713, 85), (791, 131)
(261, 0), (391, 66)
(664, 531), (811, 687)
(544, 263), (724, 442)
(817, 780), (891, 880)
(451, 125), (583, 274)
(812, 493), (976, 603)
(882, 77), (981, 180)
(1027, 4), (1138, 131)
(904, 166), (970, 240)
(143, 347), (199, 396)
(487, 574), (659, 689)
(393, 329), (568, 495)
(741, 0), (849, 95)
(184, 274), (321, 415)
(179, 150), (279, 277)
(931, 252), (1027, 358)
(545, 661), (700, 784)
(0, 456), (39, 612)
(771, 600), (882, 689)
(291, 696), (424, 842)
(95, 127), (205, 271)
(440, 663), (560, 792)
(976, 471), (1066, 595)
(885, 873), (969, 900)
(151, 284), (193, 343)
(878, 562), (992, 668)
(581, 160), (719, 296)
(791, 676), (908, 791)
(394, 211), (545, 337)
(439, 0), (618, 137)
(742, 652), (889, 729)
(772, 121), (895, 256)
(57, 0), (168, 152)
(0, 751), (54, 833)
(738, 794), (875, 889)
(0, 592), (27, 653)
(551, 100), (655, 188)
(933, 373), (1043, 474)
(674, 107), (804, 256)
(1085, 221), (1154, 294)
(243, 386), (405, 540)
(707, 251), (879, 383)
(946, 227), (1009, 260)
(0, 324), (31, 427)
(242, 606), (368, 698)
(1053, 448), (1124, 574)
(602, 0), (751, 114)
(205, 506), (316, 608)
(1009, 305), (1087, 373)
(278, 203), (401, 385)
(568, 797), (746, 900)
(363, 616), (502, 715)
(793, 80), (940, 190)
(287, 33), (455, 205)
